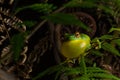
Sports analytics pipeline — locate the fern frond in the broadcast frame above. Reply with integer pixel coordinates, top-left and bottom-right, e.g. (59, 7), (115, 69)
(23, 20), (37, 27)
(72, 75), (89, 80)
(87, 67), (108, 73)
(63, 67), (83, 75)
(10, 33), (25, 61)
(89, 50), (103, 56)
(64, 0), (97, 8)
(112, 39), (120, 46)
(109, 27), (120, 33)
(101, 42), (120, 56)
(15, 3), (56, 14)
(87, 73), (120, 80)
(54, 70), (62, 80)
(73, 73), (120, 80)
(44, 13), (89, 30)
(99, 35), (114, 40)
(98, 5), (114, 15)
(32, 62), (66, 80)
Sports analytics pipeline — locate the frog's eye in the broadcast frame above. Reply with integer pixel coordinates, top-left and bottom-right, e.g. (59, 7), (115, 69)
(75, 32), (80, 38)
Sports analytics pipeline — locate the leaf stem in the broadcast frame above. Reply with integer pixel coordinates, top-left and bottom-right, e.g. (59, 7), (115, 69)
(80, 55), (87, 75)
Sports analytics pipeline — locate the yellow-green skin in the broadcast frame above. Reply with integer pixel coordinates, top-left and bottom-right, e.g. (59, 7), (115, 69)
(61, 34), (91, 58)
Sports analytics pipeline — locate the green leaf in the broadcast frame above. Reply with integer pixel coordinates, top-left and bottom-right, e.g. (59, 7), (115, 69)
(112, 39), (120, 46)
(32, 62), (65, 80)
(109, 27), (120, 33)
(90, 50), (103, 56)
(101, 42), (120, 56)
(91, 38), (101, 49)
(87, 73), (120, 80)
(99, 35), (114, 40)
(63, 67), (82, 75)
(74, 72), (120, 80)
(10, 33), (25, 61)
(32, 66), (59, 80)
(98, 5), (114, 15)
(73, 66), (120, 80)
(64, 0), (97, 8)
(15, 3), (56, 14)
(73, 75), (89, 80)
(44, 13), (90, 30)
(23, 20), (37, 27)
(54, 70), (63, 80)
(87, 67), (107, 73)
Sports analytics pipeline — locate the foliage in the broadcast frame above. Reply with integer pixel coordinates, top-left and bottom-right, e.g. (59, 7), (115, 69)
(89, 32), (120, 57)
(102, 42), (120, 56)
(42, 13), (89, 30)
(10, 33), (26, 61)
(23, 20), (37, 28)
(32, 57), (120, 80)
(15, 3), (56, 14)
(64, 0), (97, 8)
(7, 0), (120, 79)
(109, 27), (120, 33)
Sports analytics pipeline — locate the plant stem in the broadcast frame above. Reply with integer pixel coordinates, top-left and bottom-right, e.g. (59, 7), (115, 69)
(80, 56), (87, 75)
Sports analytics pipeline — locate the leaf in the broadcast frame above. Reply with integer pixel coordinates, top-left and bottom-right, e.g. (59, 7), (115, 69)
(55, 70), (63, 80)
(91, 38), (102, 49)
(99, 35), (114, 40)
(32, 62), (65, 80)
(112, 39), (120, 46)
(101, 42), (120, 56)
(87, 67), (107, 73)
(64, 0), (97, 8)
(44, 13), (90, 30)
(15, 3), (56, 14)
(54, 67), (82, 80)
(10, 33), (25, 61)
(73, 66), (120, 80)
(98, 5), (114, 15)
(90, 50), (103, 56)
(63, 67), (82, 75)
(87, 73), (120, 80)
(73, 75), (89, 80)
(109, 27), (120, 33)
(74, 72), (120, 80)
(23, 20), (37, 27)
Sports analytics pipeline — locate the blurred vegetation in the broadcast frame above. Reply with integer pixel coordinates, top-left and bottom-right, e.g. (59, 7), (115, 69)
(1, 0), (120, 80)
